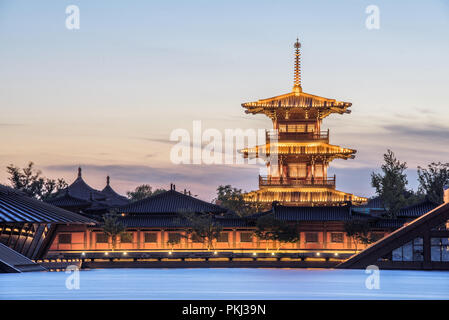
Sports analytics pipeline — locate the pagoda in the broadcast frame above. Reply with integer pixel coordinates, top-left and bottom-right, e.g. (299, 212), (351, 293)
(240, 39), (367, 206)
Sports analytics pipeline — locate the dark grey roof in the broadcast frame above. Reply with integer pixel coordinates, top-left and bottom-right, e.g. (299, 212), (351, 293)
(64, 175), (105, 201)
(271, 205), (353, 221)
(45, 191), (91, 208)
(101, 185), (129, 207)
(120, 190), (226, 214)
(0, 185), (96, 224)
(398, 201), (438, 218)
(46, 170), (129, 212)
(100, 176), (129, 207)
(357, 197), (384, 209)
(372, 219), (408, 229)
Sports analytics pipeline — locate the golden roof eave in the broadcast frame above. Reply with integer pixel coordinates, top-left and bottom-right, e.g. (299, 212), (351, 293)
(239, 142), (357, 160)
(241, 90), (352, 115)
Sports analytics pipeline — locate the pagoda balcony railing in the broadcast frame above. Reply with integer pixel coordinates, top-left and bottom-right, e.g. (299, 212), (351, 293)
(259, 175), (336, 188)
(266, 129), (329, 143)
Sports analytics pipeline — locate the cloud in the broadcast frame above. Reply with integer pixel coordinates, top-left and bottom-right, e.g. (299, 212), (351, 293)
(382, 124), (449, 141)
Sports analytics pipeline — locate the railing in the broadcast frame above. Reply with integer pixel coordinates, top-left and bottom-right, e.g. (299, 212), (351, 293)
(266, 129), (329, 142)
(259, 175), (336, 187)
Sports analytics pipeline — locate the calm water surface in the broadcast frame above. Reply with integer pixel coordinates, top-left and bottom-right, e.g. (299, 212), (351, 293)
(1, 268), (448, 300)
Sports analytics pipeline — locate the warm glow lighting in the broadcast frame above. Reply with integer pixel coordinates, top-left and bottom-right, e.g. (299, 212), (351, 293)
(168, 251), (172, 255)
(253, 252), (257, 256)
(334, 253), (338, 257)
(123, 252), (127, 256)
(271, 252), (275, 256)
(214, 251), (218, 255)
(81, 252), (85, 256)
(104, 252), (108, 256)
(316, 252), (320, 256)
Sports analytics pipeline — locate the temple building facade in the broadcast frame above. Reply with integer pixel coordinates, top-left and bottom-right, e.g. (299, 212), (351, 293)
(240, 39), (367, 206)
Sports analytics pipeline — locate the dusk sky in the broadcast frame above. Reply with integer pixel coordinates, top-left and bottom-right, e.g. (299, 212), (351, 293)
(1, 0), (448, 201)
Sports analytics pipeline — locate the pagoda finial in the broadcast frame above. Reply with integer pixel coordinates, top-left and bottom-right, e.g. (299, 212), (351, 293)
(77, 167), (82, 178)
(293, 38), (302, 94)
(106, 175), (110, 186)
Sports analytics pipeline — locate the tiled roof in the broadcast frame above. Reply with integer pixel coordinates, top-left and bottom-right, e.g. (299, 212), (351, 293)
(46, 170), (129, 212)
(0, 185), (96, 224)
(120, 190), (226, 214)
(272, 205), (353, 221)
(356, 197), (384, 209)
(64, 176), (105, 201)
(101, 185), (129, 207)
(372, 219), (408, 229)
(398, 201), (438, 217)
(45, 191), (91, 208)
(100, 176), (130, 207)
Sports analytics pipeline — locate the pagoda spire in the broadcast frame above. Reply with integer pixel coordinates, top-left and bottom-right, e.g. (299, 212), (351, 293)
(293, 38), (302, 94)
(106, 175), (110, 186)
(77, 167), (82, 178)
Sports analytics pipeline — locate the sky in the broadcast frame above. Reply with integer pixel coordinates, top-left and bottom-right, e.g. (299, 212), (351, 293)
(1, 0), (448, 201)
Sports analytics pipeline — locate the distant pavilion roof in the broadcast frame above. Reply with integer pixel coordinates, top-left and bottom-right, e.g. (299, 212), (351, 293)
(100, 176), (129, 207)
(63, 168), (105, 201)
(120, 190), (227, 215)
(46, 168), (129, 212)
(0, 185), (96, 224)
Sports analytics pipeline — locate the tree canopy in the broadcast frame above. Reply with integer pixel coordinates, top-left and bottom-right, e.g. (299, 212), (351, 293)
(344, 219), (374, 252)
(371, 150), (411, 218)
(255, 214), (299, 249)
(126, 184), (166, 202)
(418, 162), (449, 205)
(178, 211), (223, 250)
(6, 162), (67, 200)
(214, 185), (267, 217)
(101, 212), (126, 251)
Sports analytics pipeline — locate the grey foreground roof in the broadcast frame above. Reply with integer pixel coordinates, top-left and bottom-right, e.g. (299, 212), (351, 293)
(0, 184), (96, 224)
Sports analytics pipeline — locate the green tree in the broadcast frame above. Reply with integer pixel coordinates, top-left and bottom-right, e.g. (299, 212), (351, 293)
(179, 211), (223, 250)
(126, 184), (166, 202)
(6, 162), (67, 200)
(214, 185), (266, 217)
(344, 219), (373, 253)
(101, 212), (126, 251)
(167, 233), (182, 251)
(418, 162), (449, 205)
(255, 214), (299, 251)
(371, 150), (409, 218)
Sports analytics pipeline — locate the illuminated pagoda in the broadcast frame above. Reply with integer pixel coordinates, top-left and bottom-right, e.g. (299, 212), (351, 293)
(240, 39), (367, 206)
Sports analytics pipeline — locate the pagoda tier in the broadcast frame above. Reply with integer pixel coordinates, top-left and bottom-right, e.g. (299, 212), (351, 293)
(244, 187), (367, 206)
(242, 90), (352, 120)
(239, 38), (367, 207)
(240, 141), (356, 160)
